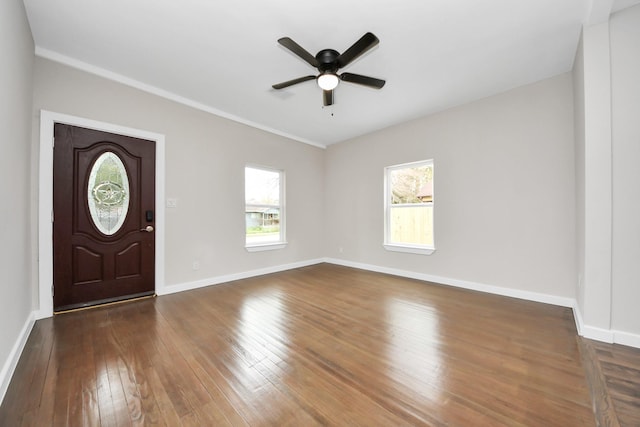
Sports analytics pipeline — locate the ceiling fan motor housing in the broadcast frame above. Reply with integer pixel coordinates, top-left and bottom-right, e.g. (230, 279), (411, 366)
(316, 49), (340, 72)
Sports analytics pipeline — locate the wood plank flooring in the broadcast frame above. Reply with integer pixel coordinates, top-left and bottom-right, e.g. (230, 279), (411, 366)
(0, 263), (633, 426)
(579, 338), (640, 427)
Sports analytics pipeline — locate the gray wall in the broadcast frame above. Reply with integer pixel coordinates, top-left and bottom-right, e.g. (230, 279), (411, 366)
(610, 4), (640, 336)
(325, 73), (577, 298)
(32, 58), (325, 292)
(0, 0), (34, 383)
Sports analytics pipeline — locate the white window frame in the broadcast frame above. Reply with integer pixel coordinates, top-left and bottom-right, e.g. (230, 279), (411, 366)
(244, 165), (287, 252)
(383, 159), (435, 255)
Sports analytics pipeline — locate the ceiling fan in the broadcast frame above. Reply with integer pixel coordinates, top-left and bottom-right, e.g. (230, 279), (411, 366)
(272, 32), (386, 106)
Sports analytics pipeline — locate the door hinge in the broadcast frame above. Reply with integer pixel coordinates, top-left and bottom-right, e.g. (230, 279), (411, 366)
(51, 210), (54, 223)
(52, 136), (55, 149)
(51, 284), (54, 297)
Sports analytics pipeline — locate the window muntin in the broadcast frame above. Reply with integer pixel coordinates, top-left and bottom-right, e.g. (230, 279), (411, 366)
(245, 166), (285, 248)
(384, 160), (434, 254)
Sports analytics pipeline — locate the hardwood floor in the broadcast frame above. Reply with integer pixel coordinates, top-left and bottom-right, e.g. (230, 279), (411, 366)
(592, 341), (640, 427)
(579, 337), (640, 427)
(1, 263), (633, 426)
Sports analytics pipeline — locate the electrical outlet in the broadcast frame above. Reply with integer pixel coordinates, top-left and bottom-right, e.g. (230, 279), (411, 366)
(167, 198), (178, 208)
(192, 261), (200, 270)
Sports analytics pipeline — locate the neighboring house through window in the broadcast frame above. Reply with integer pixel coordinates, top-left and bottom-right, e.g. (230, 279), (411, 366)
(245, 165), (286, 251)
(384, 159), (435, 255)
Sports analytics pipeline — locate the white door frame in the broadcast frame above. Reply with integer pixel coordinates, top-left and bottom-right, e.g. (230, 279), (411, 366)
(36, 110), (166, 318)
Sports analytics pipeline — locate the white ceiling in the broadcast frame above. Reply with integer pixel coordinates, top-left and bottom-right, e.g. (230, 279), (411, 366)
(22, 0), (640, 147)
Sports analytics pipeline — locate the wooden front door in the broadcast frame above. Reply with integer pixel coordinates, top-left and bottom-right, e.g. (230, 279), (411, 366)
(53, 124), (156, 311)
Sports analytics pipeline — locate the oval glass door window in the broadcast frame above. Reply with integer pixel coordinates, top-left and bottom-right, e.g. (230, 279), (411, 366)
(87, 151), (130, 235)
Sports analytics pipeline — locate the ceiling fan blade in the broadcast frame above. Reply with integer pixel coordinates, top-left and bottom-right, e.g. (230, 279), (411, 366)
(323, 90), (334, 106)
(337, 32), (380, 68)
(277, 37), (319, 68)
(272, 75), (316, 90)
(340, 72), (385, 89)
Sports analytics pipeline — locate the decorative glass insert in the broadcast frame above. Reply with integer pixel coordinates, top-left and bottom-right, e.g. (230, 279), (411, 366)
(87, 151), (130, 235)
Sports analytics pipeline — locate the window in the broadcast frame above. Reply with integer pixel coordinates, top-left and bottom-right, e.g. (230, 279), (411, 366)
(384, 159), (434, 255)
(245, 166), (286, 251)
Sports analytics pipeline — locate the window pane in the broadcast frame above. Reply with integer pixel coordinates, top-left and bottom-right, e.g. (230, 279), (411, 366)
(390, 165), (433, 204)
(246, 207), (280, 245)
(389, 205), (433, 246)
(245, 168), (279, 205)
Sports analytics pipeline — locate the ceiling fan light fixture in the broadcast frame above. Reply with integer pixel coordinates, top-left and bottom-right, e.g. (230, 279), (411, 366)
(317, 73), (339, 90)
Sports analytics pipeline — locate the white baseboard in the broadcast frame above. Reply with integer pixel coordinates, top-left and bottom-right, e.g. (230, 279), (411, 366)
(572, 303), (640, 347)
(33, 308), (52, 321)
(0, 312), (36, 404)
(572, 302), (586, 337)
(158, 258), (325, 296)
(613, 330), (640, 349)
(581, 325), (616, 343)
(324, 258), (575, 308)
(571, 304), (614, 343)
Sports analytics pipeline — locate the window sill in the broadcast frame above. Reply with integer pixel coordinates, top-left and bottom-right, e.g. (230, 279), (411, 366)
(245, 242), (287, 252)
(383, 244), (435, 256)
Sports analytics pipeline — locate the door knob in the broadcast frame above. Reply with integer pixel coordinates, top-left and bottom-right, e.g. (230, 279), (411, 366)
(141, 225), (154, 232)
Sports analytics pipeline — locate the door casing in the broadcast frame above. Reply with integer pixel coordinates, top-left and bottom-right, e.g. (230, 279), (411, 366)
(37, 110), (166, 318)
